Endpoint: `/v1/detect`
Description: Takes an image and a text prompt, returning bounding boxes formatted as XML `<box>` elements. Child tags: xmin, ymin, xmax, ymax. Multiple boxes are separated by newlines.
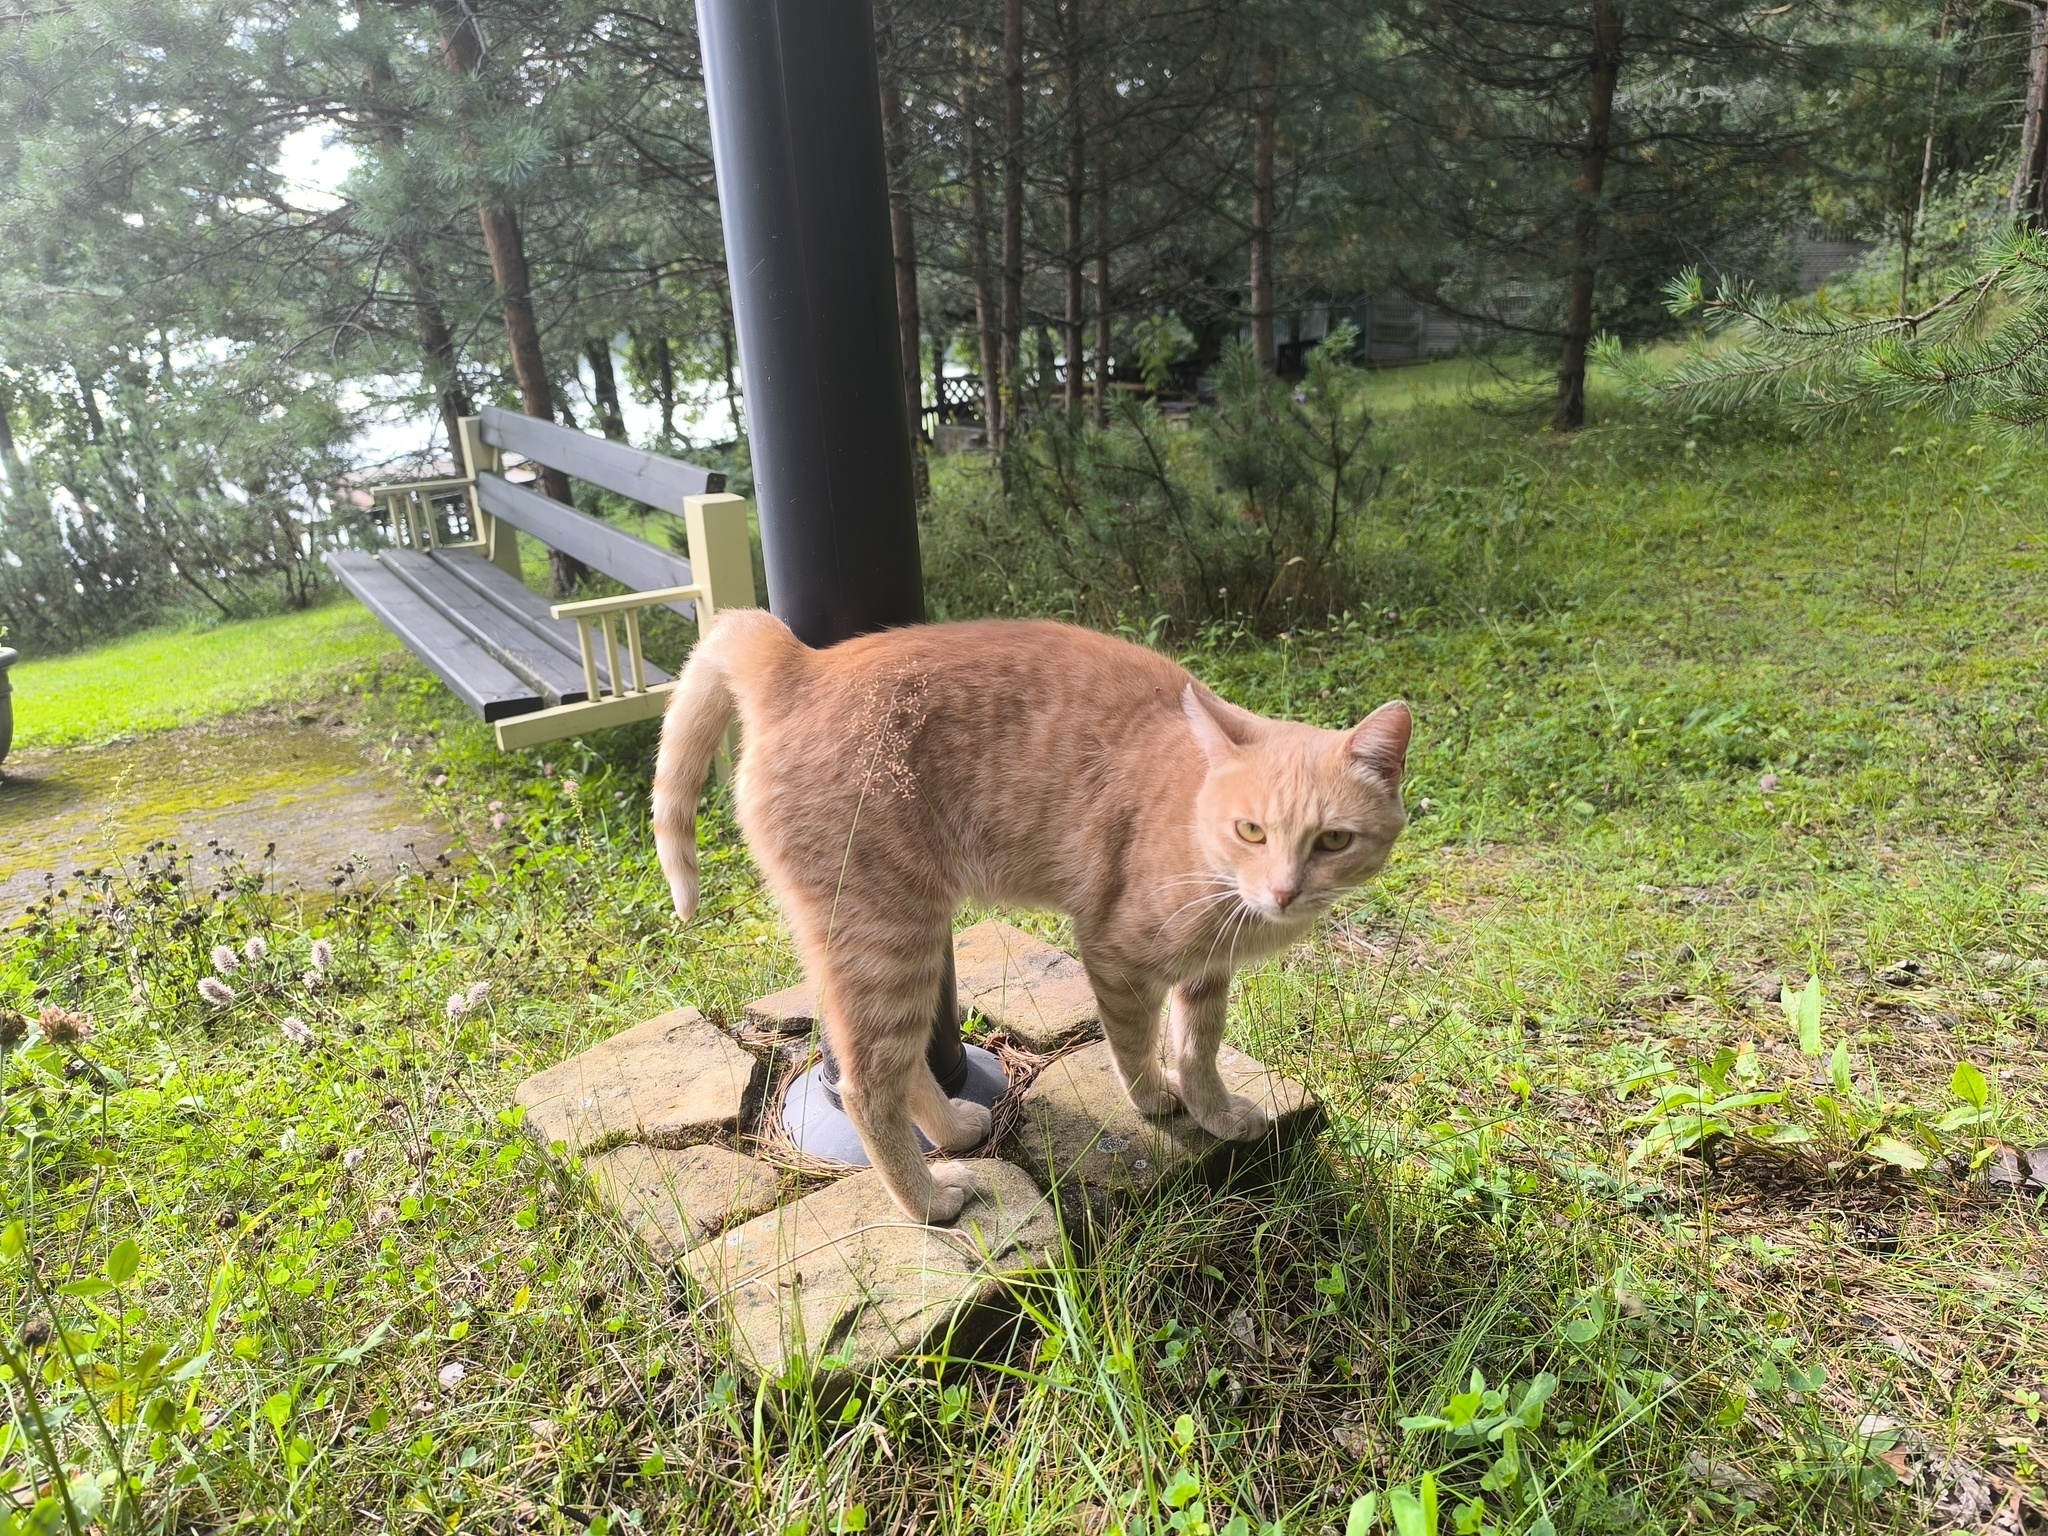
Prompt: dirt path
<box><xmin>0</xmin><ymin>712</ymin><xmax>454</xmax><ymax>919</ymax></box>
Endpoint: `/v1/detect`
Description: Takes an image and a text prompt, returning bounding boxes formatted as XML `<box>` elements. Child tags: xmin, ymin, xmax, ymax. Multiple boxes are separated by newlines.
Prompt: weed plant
<box><xmin>4</xmin><ymin>387</ymin><xmax>2047</xmax><ymax>1534</ymax></box>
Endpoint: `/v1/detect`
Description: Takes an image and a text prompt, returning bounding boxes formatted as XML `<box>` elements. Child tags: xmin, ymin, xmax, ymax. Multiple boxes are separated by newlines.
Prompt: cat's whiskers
<box><xmin>1154</xmin><ymin>879</ymin><xmax>1241</xmax><ymax>940</ymax></box>
<box><xmin>1200</xmin><ymin>893</ymin><xmax>1259</xmax><ymax>973</ymax></box>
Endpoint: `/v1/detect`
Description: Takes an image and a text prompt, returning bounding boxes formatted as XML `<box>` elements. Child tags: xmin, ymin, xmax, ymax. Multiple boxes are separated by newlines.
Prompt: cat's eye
<box><xmin>1235</xmin><ymin>820</ymin><xmax>1266</xmax><ymax>844</ymax></box>
<box><xmin>1316</xmin><ymin>829</ymin><xmax>1355</xmax><ymax>853</ymax></box>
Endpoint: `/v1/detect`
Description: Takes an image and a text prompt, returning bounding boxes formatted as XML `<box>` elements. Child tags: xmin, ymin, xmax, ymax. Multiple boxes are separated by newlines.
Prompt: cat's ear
<box><xmin>1348</xmin><ymin>700</ymin><xmax>1412</xmax><ymax>786</ymax></box>
<box><xmin>1182</xmin><ymin>684</ymin><xmax>1242</xmax><ymax>767</ymax></box>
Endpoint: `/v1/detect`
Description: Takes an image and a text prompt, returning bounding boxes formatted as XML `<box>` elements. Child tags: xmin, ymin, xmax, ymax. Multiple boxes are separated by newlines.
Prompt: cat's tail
<box><xmin>651</xmin><ymin>607</ymin><xmax>801</xmax><ymax>921</ymax></box>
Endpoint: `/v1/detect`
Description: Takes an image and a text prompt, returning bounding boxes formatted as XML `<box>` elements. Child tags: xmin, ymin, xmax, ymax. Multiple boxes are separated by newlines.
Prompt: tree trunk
<box><xmin>469</xmin><ymin>200</ymin><xmax>559</xmax><ymax>488</ymax></box>
<box><xmin>75</xmin><ymin>371</ymin><xmax>105</xmax><ymax>442</ymax></box>
<box><xmin>364</xmin><ymin>26</ymin><xmax>472</xmax><ymax>454</ymax></box>
<box><xmin>409</xmin><ymin>262</ymin><xmax>474</xmax><ymax>456</ymax></box>
<box><xmin>1912</xmin><ymin>0</ymin><xmax>1951</xmax><ymax>284</ymax></box>
<box><xmin>0</xmin><ymin>373</ymin><xmax>26</xmax><ymax>492</ymax></box>
<box><xmin>476</xmin><ymin>200</ymin><xmax>575</xmax><ymax>515</ymax></box>
<box><xmin>877</xmin><ymin>17</ymin><xmax>927</xmax><ymax>493</ymax></box>
<box><xmin>960</xmin><ymin>41</ymin><xmax>1001</xmax><ymax>445</ymax></box>
<box><xmin>1062</xmin><ymin>0</ymin><xmax>1085</xmax><ymax>421</ymax></box>
<box><xmin>640</xmin><ymin>331</ymin><xmax>676</xmax><ymax>440</ymax></box>
<box><xmin>584</xmin><ymin>340</ymin><xmax>627</xmax><ymax>440</ymax></box>
<box><xmin>2014</xmin><ymin>2</ymin><xmax>2048</xmax><ymax>223</ymax></box>
<box><xmin>427</xmin><ymin>0</ymin><xmax>581</xmax><ymax>590</ymax></box>
<box><xmin>1001</xmin><ymin>0</ymin><xmax>1025</xmax><ymax>437</ymax></box>
<box><xmin>1554</xmin><ymin>0</ymin><xmax>1622</xmax><ymax>433</ymax></box>
<box><xmin>1094</xmin><ymin>82</ymin><xmax>1111</xmax><ymax>429</ymax></box>
<box><xmin>1249</xmin><ymin>42</ymin><xmax>1278</xmax><ymax>373</ymax></box>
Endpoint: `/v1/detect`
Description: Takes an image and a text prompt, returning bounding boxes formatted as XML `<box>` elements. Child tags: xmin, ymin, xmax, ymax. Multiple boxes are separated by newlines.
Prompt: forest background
<box><xmin>0</xmin><ymin>0</ymin><xmax>2038</xmax><ymax>650</ymax></box>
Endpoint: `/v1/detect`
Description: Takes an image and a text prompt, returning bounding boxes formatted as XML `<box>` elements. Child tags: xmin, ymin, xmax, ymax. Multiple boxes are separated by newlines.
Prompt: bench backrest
<box><xmin>474</xmin><ymin>472</ymin><xmax>693</xmax><ymax>593</ymax></box>
<box><xmin>464</xmin><ymin>404</ymin><xmax>730</xmax><ymax>597</ymax></box>
<box><xmin>478</xmin><ymin>404</ymin><xmax>726</xmax><ymax>508</ymax></box>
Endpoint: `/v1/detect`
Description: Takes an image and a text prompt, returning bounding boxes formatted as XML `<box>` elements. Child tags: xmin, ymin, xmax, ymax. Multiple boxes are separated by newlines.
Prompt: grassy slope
<box><xmin>3</xmin><ymin>386</ymin><xmax>2046</xmax><ymax>1535</ymax></box>
<box><xmin>4</xmin><ymin>603</ymin><xmax>400</xmax><ymax>751</ymax></box>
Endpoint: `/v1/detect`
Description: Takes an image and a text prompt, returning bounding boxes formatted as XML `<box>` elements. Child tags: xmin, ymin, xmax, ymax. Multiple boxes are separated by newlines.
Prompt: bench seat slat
<box><xmin>325</xmin><ymin>551</ymin><xmax>542</xmax><ymax>722</ymax></box>
<box><xmin>379</xmin><ymin>549</ymin><xmax>595</xmax><ymax>707</ymax></box>
<box><xmin>475</xmin><ymin>472</ymin><xmax>698</xmax><ymax>616</ymax></box>
<box><xmin>429</xmin><ymin>550</ymin><xmax>671</xmax><ymax>687</ymax></box>
<box><xmin>479</xmin><ymin>403</ymin><xmax>725</xmax><ymax>510</ymax></box>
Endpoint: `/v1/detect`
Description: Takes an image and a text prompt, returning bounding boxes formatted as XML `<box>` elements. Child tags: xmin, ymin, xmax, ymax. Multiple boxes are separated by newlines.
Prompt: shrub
<box><xmin>927</xmin><ymin>328</ymin><xmax>1379</xmax><ymax>635</ymax></box>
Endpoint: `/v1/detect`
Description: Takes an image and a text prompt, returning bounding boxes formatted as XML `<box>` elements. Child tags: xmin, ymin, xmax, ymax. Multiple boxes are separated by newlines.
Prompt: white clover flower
<box><xmin>438</xmin><ymin>1361</ymin><xmax>466</xmax><ymax>1391</ymax></box>
<box><xmin>488</xmin><ymin>800</ymin><xmax>504</xmax><ymax>813</ymax></box>
<box><xmin>244</xmin><ymin>935</ymin><xmax>268</xmax><ymax>962</ymax></box>
<box><xmin>490</xmin><ymin>813</ymin><xmax>507</xmax><ymax>831</ymax></box>
<box><xmin>310</xmin><ymin>938</ymin><xmax>334</xmax><ymax>971</ymax></box>
<box><xmin>199</xmin><ymin>977</ymin><xmax>236</xmax><ymax>1007</ymax></box>
<box><xmin>279</xmin><ymin>1016</ymin><xmax>315</xmax><ymax>1048</ymax></box>
<box><xmin>445</xmin><ymin>993</ymin><xmax>469</xmax><ymax>1021</ymax></box>
<box><xmin>562</xmin><ymin>779</ymin><xmax>579</xmax><ymax>797</ymax></box>
<box><xmin>303</xmin><ymin>969</ymin><xmax>324</xmax><ymax>991</ymax></box>
<box><xmin>342</xmin><ymin>1148</ymin><xmax>366</xmax><ymax>1171</ymax></box>
<box><xmin>466</xmin><ymin>981</ymin><xmax>490</xmax><ymax>1006</ymax></box>
<box><xmin>210</xmin><ymin>945</ymin><xmax>239</xmax><ymax>975</ymax></box>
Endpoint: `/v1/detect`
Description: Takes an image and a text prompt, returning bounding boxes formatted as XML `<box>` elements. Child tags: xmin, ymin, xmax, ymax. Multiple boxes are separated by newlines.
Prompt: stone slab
<box><xmin>740</xmin><ymin>919</ymin><xmax>1100</xmax><ymax>1051</ymax></box>
<box><xmin>683</xmin><ymin>1159</ymin><xmax>1059</xmax><ymax>1384</ymax></box>
<box><xmin>589</xmin><ymin>1143</ymin><xmax>785</xmax><ymax>1263</ymax></box>
<box><xmin>953</xmin><ymin>920</ymin><xmax>1100</xmax><ymax>1050</ymax></box>
<box><xmin>742</xmin><ymin>980</ymin><xmax>821</xmax><ymax>1035</ymax></box>
<box><xmin>1004</xmin><ymin>1040</ymin><xmax>1321</xmax><ymax>1205</ymax></box>
<box><xmin>515</xmin><ymin>1007</ymin><xmax>763</xmax><ymax>1156</ymax></box>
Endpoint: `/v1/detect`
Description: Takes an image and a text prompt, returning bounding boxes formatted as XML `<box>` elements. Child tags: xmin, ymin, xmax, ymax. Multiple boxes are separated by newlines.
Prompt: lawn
<box><xmin>3</xmin><ymin>386</ymin><xmax>2046</xmax><ymax>1535</ymax></box>
<box><xmin>4</xmin><ymin>602</ymin><xmax>400</xmax><ymax>752</ymax></box>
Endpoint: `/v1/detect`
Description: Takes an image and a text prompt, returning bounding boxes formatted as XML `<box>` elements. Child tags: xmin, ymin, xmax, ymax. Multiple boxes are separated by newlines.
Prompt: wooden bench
<box><xmin>326</xmin><ymin>405</ymin><xmax>759</xmax><ymax>750</ymax></box>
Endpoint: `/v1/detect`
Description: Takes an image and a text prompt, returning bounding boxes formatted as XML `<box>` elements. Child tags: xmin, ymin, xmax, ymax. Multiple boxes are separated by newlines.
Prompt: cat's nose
<box><xmin>1272</xmin><ymin>882</ymin><xmax>1300</xmax><ymax>910</ymax></box>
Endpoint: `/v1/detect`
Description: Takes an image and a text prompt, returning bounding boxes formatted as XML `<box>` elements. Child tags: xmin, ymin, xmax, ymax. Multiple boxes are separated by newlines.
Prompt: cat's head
<box><xmin>1182</xmin><ymin>685</ymin><xmax>1411</xmax><ymax>925</ymax></box>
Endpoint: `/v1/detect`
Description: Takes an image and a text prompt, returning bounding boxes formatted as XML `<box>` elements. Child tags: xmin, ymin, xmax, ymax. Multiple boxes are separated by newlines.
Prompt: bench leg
<box><xmin>482</xmin><ymin>514</ymin><xmax>523</xmax><ymax>580</ymax></box>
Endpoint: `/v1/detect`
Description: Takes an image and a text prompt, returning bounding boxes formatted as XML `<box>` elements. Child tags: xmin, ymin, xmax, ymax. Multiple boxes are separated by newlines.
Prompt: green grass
<box><xmin>5</xmin><ymin>602</ymin><xmax>399</xmax><ymax>751</ymax></box>
<box><xmin>4</xmin><ymin>385</ymin><xmax>2047</xmax><ymax>1535</ymax></box>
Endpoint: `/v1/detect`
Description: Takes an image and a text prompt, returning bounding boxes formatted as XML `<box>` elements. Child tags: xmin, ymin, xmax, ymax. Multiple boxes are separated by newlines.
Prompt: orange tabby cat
<box><xmin>652</xmin><ymin>612</ymin><xmax>1410</xmax><ymax>1224</ymax></box>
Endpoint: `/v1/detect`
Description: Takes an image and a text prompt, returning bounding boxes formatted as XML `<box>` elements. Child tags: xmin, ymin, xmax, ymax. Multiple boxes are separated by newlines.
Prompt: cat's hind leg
<box><xmin>826</xmin><ymin>955</ymin><xmax>982</xmax><ymax>1225</ymax></box>
<box><xmin>1165</xmin><ymin>974</ymin><xmax>1272</xmax><ymax>1142</ymax></box>
<box><xmin>906</xmin><ymin>1062</ymin><xmax>993</xmax><ymax>1153</ymax></box>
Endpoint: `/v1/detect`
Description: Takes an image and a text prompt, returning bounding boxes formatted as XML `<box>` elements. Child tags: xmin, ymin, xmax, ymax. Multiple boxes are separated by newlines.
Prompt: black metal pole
<box><xmin>697</xmin><ymin>0</ymin><xmax>924</xmax><ymax>645</ymax></box>
<box><xmin>697</xmin><ymin>0</ymin><xmax>979</xmax><ymax>1110</ymax></box>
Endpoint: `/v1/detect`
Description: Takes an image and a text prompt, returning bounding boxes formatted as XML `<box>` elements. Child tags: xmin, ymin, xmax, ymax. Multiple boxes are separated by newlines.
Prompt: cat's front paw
<box><xmin>924</xmin><ymin>1161</ymin><xmax>981</xmax><ymax>1224</ymax></box>
<box><xmin>1192</xmin><ymin>1092</ymin><xmax>1272</xmax><ymax>1143</ymax></box>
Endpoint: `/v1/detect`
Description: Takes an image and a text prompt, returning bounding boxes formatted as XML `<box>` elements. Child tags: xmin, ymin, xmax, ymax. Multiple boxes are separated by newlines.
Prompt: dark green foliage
<box><xmin>1612</xmin><ymin>227</ymin><xmax>2048</xmax><ymax>436</ymax></box>
<box><xmin>928</xmin><ymin>330</ymin><xmax>1380</xmax><ymax>633</ymax></box>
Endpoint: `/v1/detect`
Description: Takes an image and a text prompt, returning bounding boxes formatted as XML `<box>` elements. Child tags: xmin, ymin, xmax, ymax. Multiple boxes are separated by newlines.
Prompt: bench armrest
<box><xmin>366</xmin><ymin>475</ymin><xmax>475</xmax><ymax>497</ymax></box>
<box><xmin>548</xmin><ymin>583</ymin><xmax>712</xmax><ymax>705</ymax></box>
<box><xmin>548</xmin><ymin>583</ymin><xmax>702</xmax><ymax>620</ymax></box>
